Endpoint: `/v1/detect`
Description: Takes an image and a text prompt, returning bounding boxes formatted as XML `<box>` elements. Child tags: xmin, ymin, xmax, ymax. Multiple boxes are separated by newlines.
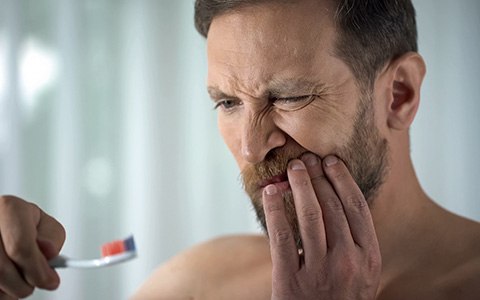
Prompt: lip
<box><xmin>258</xmin><ymin>172</ymin><xmax>288</xmax><ymax>189</ymax></box>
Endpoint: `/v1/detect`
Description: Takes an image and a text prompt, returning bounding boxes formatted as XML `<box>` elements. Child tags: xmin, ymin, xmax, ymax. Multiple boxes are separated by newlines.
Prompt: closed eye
<box><xmin>274</xmin><ymin>95</ymin><xmax>311</xmax><ymax>103</ymax></box>
<box><xmin>272</xmin><ymin>95</ymin><xmax>316</xmax><ymax>111</ymax></box>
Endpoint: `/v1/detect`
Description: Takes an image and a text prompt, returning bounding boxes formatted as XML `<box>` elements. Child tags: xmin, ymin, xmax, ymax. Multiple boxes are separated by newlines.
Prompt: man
<box><xmin>133</xmin><ymin>0</ymin><xmax>480</xmax><ymax>298</ymax></box>
<box><xmin>0</xmin><ymin>0</ymin><xmax>479</xmax><ymax>299</ymax></box>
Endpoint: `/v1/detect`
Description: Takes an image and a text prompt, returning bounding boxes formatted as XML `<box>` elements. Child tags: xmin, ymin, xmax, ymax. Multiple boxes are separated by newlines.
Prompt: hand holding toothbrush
<box><xmin>0</xmin><ymin>195</ymin><xmax>66</xmax><ymax>299</ymax></box>
<box><xmin>0</xmin><ymin>195</ymin><xmax>137</xmax><ymax>299</ymax></box>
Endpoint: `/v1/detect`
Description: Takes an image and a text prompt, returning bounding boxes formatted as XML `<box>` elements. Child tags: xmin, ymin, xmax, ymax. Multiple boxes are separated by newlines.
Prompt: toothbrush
<box><xmin>48</xmin><ymin>235</ymin><xmax>137</xmax><ymax>269</ymax></box>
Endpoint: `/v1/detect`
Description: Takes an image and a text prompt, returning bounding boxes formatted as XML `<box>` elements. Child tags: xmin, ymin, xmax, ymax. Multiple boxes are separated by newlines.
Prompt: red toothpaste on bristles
<box><xmin>101</xmin><ymin>236</ymin><xmax>136</xmax><ymax>257</ymax></box>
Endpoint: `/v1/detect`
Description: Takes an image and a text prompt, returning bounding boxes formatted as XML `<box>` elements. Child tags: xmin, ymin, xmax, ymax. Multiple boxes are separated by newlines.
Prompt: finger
<box><xmin>0</xmin><ymin>291</ymin><xmax>18</xmax><ymax>300</ymax></box>
<box><xmin>37</xmin><ymin>210</ymin><xmax>66</xmax><ymax>259</ymax></box>
<box><xmin>0</xmin><ymin>196</ymin><xmax>60</xmax><ymax>290</ymax></box>
<box><xmin>300</xmin><ymin>154</ymin><xmax>353</xmax><ymax>249</ymax></box>
<box><xmin>322</xmin><ymin>156</ymin><xmax>378</xmax><ymax>248</ymax></box>
<box><xmin>263</xmin><ymin>184</ymin><xmax>299</xmax><ymax>274</ymax></box>
<box><xmin>0</xmin><ymin>238</ymin><xmax>34</xmax><ymax>299</ymax></box>
<box><xmin>287</xmin><ymin>158</ymin><xmax>327</xmax><ymax>264</ymax></box>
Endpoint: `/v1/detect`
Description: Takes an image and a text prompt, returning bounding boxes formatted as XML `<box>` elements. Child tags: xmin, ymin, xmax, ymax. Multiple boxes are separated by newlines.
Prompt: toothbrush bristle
<box><xmin>101</xmin><ymin>236</ymin><xmax>135</xmax><ymax>257</ymax></box>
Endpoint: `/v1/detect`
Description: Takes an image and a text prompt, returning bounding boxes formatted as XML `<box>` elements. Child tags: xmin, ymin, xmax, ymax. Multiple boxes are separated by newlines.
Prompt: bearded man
<box><xmin>132</xmin><ymin>0</ymin><xmax>480</xmax><ymax>298</ymax></box>
<box><xmin>0</xmin><ymin>0</ymin><xmax>479</xmax><ymax>299</ymax></box>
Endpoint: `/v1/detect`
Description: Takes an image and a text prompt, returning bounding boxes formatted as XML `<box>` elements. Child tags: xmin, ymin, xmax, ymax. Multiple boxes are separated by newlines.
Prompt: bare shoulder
<box><xmin>425</xmin><ymin>216</ymin><xmax>480</xmax><ymax>299</ymax></box>
<box><xmin>379</xmin><ymin>214</ymin><xmax>480</xmax><ymax>300</ymax></box>
<box><xmin>438</xmin><ymin>256</ymin><xmax>480</xmax><ymax>299</ymax></box>
<box><xmin>438</xmin><ymin>217</ymin><xmax>480</xmax><ymax>299</ymax></box>
<box><xmin>130</xmin><ymin>234</ymin><xmax>271</xmax><ymax>300</ymax></box>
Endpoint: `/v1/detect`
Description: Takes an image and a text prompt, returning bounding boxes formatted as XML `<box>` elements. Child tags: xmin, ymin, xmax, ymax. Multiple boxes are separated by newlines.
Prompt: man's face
<box><xmin>206</xmin><ymin>0</ymin><xmax>389</xmax><ymax>246</ymax></box>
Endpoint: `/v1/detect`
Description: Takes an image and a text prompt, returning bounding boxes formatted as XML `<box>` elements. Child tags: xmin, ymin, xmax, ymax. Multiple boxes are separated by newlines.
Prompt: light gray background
<box><xmin>0</xmin><ymin>1</ymin><xmax>479</xmax><ymax>299</ymax></box>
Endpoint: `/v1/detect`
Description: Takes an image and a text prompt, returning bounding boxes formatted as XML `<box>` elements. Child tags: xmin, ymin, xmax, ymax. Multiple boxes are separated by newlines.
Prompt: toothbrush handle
<box><xmin>48</xmin><ymin>255</ymin><xmax>68</xmax><ymax>268</ymax></box>
<box><xmin>48</xmin><ymin>252</ymin><xmax>136</xmax><ymax>269</ymax></box>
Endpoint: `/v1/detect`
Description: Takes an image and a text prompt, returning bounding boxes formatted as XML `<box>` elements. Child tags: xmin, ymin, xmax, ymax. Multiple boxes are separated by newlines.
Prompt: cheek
<box><xmin>275</xmin><ymin>108</ymin><xmax>351</xmax><ymax>156</ymax></box>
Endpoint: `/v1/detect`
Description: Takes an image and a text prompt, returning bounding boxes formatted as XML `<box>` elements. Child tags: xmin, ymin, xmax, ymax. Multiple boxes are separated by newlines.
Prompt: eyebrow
<box><xmin>207</xmin><ymin>78</ymin><xmax>326</xmax><ymax>100</ymax></box>
<box><xmin>207</xmin><ymin>86</ymin><xmax>235</xmax><ymax>101</ymax></box>
<box><xmin>268</xmin><ymin>78</ymin><xmax>324</xmax><ymax>97</ymax></box>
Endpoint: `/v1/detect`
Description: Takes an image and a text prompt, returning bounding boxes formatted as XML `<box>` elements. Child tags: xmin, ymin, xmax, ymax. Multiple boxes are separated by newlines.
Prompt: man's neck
<box><xmin>370</xmin><ymin>151</ymin><xmax>443</xmax><ymax>282</ymax></box>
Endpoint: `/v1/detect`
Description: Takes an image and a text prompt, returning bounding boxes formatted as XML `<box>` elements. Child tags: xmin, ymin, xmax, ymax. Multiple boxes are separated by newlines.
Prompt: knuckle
<box><xmin>323</xmin><ymin>196</ymin><xmax>344</xmax><ymax>212</ymax></box>
<box><xmin>300</xmin><ymin>205</ymin><xmax>322</xmax><ymax>223</ymax></box>
<box><xmin>339</xmin><ymin>255</ymin><xmax>359</xmax><ymax>278</ymax></box>
<box><xmin>0</xmin><ymin>195</ymin><xmax>34</xmax><ymax>216</ymax></box>
<box><xmin>28</xmin><ymin>202</ymin><xmax>40</xmax><ymax>213</ymax></box>
<box><xmin>0</xmin><ymin>195</ymin><xmax>19</xmax><ymax>211</ymax></box>
<box><xmin>365</xmin><ymin>252</ymin><xmax>382</xmax><ymax>274</ymax></box>
<box><xmin>344</xmin><ymin>193</ymin><xmax>368</xmax><ymax>210</ymax></box>
<box><xmin>265</xmin><ymin>201</ymin><xmax>283</xmax><ymax>214</ymax></box>
<box><xmin>5</xmin><ymin>239</ymin><xmax>33</xmax><ymax>262</ymax></box>
<box><xmin>291</xmin><ymin>177</ymin><xmax>309</xmax><ymax>187</ymax></box>
<box><xmin>41</xmin><ymin>211</ymin><xmax>67</xmax><ymax>248</ymax></box>
<box><xmin>332</xmin><ymin>169</ymin><xmax>348</xmax><ymax>181</ymax></box>
<box><xmin>301</xmin><ymin>225</ymin><xmax>321</xmax><ymax>242</ymax></box>
<box><xmin>310</xmin><ymin>173</ymin><xmax>327</xmax><ymax>184</ymax></box>
<box><xmin>272</xmin><ymin>228</ymin><xmax>293</xmax><ymax>246</ymax></box>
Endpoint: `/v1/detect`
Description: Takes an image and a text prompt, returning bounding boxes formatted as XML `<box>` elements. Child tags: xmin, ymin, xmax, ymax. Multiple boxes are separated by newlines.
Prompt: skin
<box><xmin>132</xmin><ymin>0</ymin><xmax>480</xmax><ymax>299</ymax></box>
<box><xmin>0</xmin><ymin>196</ymin><xmax>65</xmax><ymax>299</ymax></box>
<box><xmin>0</xmin><ymin>0</ymin><xmax>479</xmax><ymax>299</ymax></box>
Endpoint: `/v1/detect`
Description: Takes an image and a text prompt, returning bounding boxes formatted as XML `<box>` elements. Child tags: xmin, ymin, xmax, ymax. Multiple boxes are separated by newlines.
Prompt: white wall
<box><xmin>412</xmin><ymin>0</ymin><xmax>480</xmax><ymax>219</ymax></box>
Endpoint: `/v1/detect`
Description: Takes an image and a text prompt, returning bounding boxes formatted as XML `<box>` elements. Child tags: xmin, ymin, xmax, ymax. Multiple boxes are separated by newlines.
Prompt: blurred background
<box><xmin>0</xmin><ymin>0</ymin><xmax>478</xmax><ymax>299</ymax></box>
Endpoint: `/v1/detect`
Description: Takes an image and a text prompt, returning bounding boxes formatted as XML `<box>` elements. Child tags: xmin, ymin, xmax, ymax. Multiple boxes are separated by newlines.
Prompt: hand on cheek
<box><xmin>262</xmin><ymin>154</ymin><xmax>381</xmax><ymax>300</ymax></box>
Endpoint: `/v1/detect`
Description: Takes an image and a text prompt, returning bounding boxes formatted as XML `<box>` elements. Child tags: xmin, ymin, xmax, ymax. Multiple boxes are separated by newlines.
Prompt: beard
<box><xmin>241</xmin><ymin>93</ymin><xmax>390</xmax><ymax>249</ymax></box>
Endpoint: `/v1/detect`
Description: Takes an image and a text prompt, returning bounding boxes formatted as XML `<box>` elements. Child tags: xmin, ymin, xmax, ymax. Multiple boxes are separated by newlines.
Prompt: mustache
<box><xmin>241</xmin><ymin>147</ymin><xmax>307</xmax><ymax>194</ymax></box>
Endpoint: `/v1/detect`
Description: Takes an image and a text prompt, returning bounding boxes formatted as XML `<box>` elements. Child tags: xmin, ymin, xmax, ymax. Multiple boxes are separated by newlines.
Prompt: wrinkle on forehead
<box><xmin>207</xmin><ymin>1</ymin><xmax>338</xmax><ymax>99</ymax></box>
<box><xmin>207</xmin><ymin>2</ymin><xmax>333</xmax><ymax>60</ymax></box>
<box><xmin>208</xmin><ymin>66</ymin><xmax>353</xmax><ymax>105</ymax></box>
<box><xmin>209</xmin><ymin>72</ymin><xmax>266</xmax><ymax>101</ymax></box>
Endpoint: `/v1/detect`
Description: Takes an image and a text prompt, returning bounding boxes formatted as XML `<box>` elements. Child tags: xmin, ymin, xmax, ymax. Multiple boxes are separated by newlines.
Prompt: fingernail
<box><xmin>302</xmin><ymin>153</ymin><xmax>318</xmax><ymax>166</ymax></box>
<box><xmin>265</xmin><ymin>184</ymin><xmax>278</xmax><ymax>195</ymax></box>
<box><xmin>324</xmin><ymin>156</ymin><xmax>338</xmax><ymax>167</ymax></box>
<box><xmin>289</xmin><ymin>160</ymin><xmax>305</xmax><ymax>170</ymax></box>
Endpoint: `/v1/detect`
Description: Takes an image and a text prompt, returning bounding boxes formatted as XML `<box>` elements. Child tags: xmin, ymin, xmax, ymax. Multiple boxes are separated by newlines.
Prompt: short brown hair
<box><xmin>194</xmin><ymin>0</ymin><xmax>418</xmax><ymax>89</ymax></box>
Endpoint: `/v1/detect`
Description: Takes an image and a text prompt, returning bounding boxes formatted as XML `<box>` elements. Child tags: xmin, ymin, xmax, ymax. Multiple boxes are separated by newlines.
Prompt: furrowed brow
<box><xmin>207</xmin><ymin>86</ymin><xmax>236</xmax><ymax>101</ymax></box>
<box><xmin>268</xmin><ymin>78</ymin><xmax>326</xmax><ymax>97</ymax></box>
<box><xmin>207</xmin><ymin>79</ymin><xmax>326</xmax><ymax>101</ymax></box>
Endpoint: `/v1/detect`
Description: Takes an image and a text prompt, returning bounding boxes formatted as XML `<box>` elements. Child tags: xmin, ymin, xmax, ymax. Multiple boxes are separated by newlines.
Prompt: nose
<box><xmin>241</xmin><ymin>110</ymin><xmax>286</xmax><ymax>164</ymax></box>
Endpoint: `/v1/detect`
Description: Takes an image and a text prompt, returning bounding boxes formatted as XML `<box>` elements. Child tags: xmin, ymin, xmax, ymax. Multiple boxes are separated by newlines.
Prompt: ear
<box><xmin>383</xmin><ymin>52</ymin><xmax>426</xmax><ymax>130</ymax></box>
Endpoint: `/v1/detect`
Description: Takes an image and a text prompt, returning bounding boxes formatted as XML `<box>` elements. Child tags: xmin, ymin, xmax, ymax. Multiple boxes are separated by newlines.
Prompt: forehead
<box><xmin>206</xmin><ymin>0</ymin><xmax>339</xmax><ymax>96</ymax></box>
